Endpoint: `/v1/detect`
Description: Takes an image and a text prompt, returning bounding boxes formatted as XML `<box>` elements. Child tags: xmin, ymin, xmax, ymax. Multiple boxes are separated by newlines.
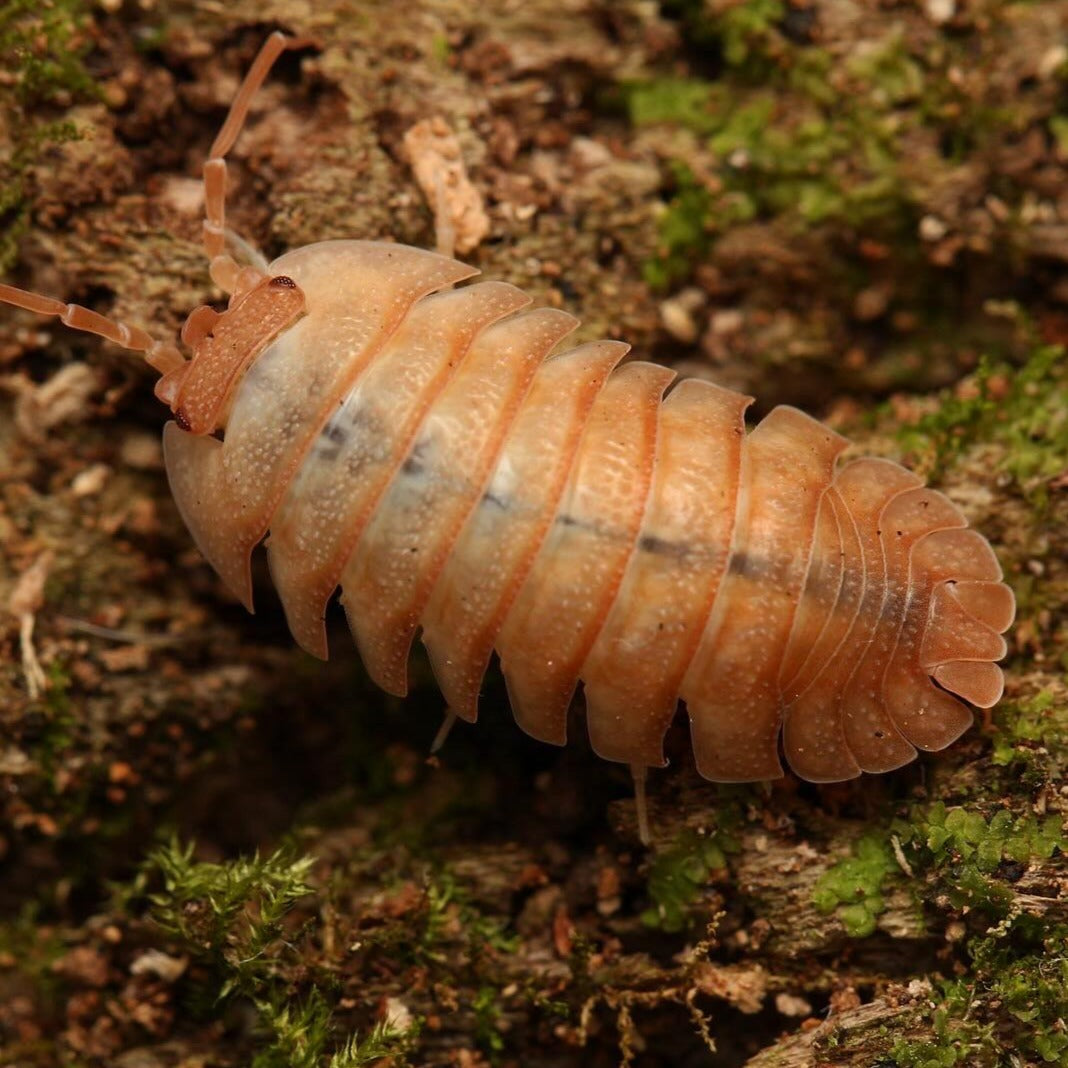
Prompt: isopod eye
<box><xmin>270</xmin><ymin>275</ymin><xmax>298</xmax><ymax>288</ymax></box>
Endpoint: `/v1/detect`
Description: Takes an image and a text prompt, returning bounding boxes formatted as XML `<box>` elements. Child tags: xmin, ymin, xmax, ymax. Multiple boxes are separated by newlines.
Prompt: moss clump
<box><xmin>659</xmin><ymin>0</ymin><xmax>792</xmax><ymax>76</ymax></box>
<box><xmin>897</xmin><ymin>343</ymin><xmax>1068</xmax><ymax>493</ymax></box>
<box><xmin>811</xmin><ymin>833</ymin><xmax>895</xmax><ymax>938</ymax></box>
<box><xmin>421</xmin><ymin>870</ymin><xmax>518</xmax><ymax>960</ymax></box>
<box><xmin>641</xmin><ymin>163</ymin><xmax>717</xmax><ymax>291</ymax></box>
<box><xmin>891</xmin><ymin>802</ymin><xmax>1066</xmax><ymax>915</ymax></box>
<box><xmin>141</xmin><ymin>837</ymin><xmax>315</xmax><ymax>996</ymax></box>
<box><xmin>630</xmin><ymin>74</ymin><xmax>912</xmax><ymax>208</ymax></box>
<box><xmin>0</xmin><ymin>0</ymin><xmax>97</xmax><ymax>105</ymax></box>
<box><xmin>135</xmin><ymin>838</ymin><xmax>420</xmax><ymax>1066</ymax></box>
<box><xmin>895</xmin><ymin>354</ymin><xmax>1001</xmax><ymax>477</ymax></box>
<box><xmin>990</xmin><ymin>688</ymin><xmax>1066</xmax><ymax>786</ymax></box>
<box><xmin>627</xmin><ymin>6</ymin><xmax>950</xmax><ymax>279</ymax></box>
<box><xmin>0</xmin><ymin>0</ymin><xmax>98</xmax><ymax>270</ymax></box>
<box><xmin>845</xmin><ymin>29</ymin><xmax>924</xmax><ymax>109</ymax></box>
<box><xmin>31</xmin><ymin>659</ymin><xmax>76</xmax><ymax>782</ymax></box>
<box><xmin>628</xmin><ymin>64</ymin><xmax>920</xmax><ymax>289</ymax></box>
<box><xmin>915</xmin><ymin>803</ymin><xmax>1063</xmax><ymax>872</ymax></box>
<box><xmin>716</xmin><ymin>0</ymin><xmax>787</xmax><ymax>71</ymax></box>
<box><xmin>627</xmin><ymin>78</ymin><xmax>721</xmax><ymax>136</ymax></box>
<box><xmin>642</xmin><ymin>825</ymin><xmax>739</xmax><ymax>932</ymax></box>
<box><xmin>472</xmin><ymin>984</ymin><xmax>507</xmax><ymax>1058</ymax></box>
<box><xmin>253</xmin><ymin>990</ymin><xmax>417</xmax><ymax>1068</ymax></box>
<box><xmin>890</xmin><ymin>919</ymin><xmax>1068</xmax><ymax>1068</ymax></box>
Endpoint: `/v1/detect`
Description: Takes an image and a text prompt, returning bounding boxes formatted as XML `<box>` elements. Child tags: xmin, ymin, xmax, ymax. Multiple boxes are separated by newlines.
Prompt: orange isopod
<box><xmin>0</xmin><ymin>34</ymin><xmax>1014</xmax><ymax>840</ymax></box>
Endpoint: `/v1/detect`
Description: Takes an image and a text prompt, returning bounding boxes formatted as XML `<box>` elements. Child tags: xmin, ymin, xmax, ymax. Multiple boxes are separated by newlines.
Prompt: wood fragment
<box><xmin>403</xmin><ymin>116</ymin><xmax>491</xmax><ymax>256</ymax></box>
<box><xmin>8</xmin><ymin>550</ymin><xmax>53</xmax><ymax>699</ymax></box>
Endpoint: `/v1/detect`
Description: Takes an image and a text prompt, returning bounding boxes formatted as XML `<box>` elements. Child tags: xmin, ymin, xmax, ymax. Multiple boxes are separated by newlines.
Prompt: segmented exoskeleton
<box><xmin>0</xmin><ymin>34</ymin><xmax>1014</xmax><ymax>839</ymax></box>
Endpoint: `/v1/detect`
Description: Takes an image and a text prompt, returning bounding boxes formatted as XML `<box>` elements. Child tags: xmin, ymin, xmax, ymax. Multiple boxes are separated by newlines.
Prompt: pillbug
<box><xmin>2</xmin><ymin>34</ymin><xmax>1014</xmax><ymax>841</ymax></box>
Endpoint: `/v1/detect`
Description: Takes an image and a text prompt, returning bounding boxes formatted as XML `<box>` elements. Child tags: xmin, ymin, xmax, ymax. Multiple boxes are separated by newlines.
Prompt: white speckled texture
<box><xmin>164</xmin><ymin>241</ymin><xmax>474</xmax><ymax>609</ymax></box>
<box><xmin>267</xmin><ymin>280</ymin><xmax>531</xmax><ymax>658</ymax></box>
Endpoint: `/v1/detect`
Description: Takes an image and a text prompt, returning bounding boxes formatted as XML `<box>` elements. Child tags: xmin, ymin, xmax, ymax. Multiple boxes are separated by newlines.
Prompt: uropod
<box><xmin>1</xmin><ymin>34</ymin><xmax>1015</xmax><ymax>841</ymax></box>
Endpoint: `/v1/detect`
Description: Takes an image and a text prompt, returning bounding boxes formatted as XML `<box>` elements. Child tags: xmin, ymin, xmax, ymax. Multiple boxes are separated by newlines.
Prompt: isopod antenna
<box><xmin>202</xmin><ymin>31</ymin><xmax>312</xmax><ymax>294</ymax></box>
<box><xmin>0</xmin><ymin>283</ymin><xmax>184</xmax><ymax>375</ymax></box>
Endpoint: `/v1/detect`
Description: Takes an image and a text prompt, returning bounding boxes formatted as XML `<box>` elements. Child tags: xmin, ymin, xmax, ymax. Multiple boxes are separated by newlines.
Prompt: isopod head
<box><xmin>154</xmin><ymin>273</ymin><xmax>307</xmax><ymax>435</ymax></box>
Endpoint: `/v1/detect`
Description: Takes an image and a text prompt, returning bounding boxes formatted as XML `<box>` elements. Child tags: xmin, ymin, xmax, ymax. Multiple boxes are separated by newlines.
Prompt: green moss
<box><xmin>422</xmin><ymin>870</ymin><xmax>518</xmax><ymax>959</ymax></box>
<box><xmin>897</xmin><ymin>343</ymin><xmax>1068</xmax><ymax>497</ymax></box>
<box><xmin>642</xmin><ymin>823</ymin><xmax>739</xmax><ymax>932</ymax></box>
<box><xmin>991</xmin><ymin>345</ymin><xmax>1068</xmax><ymax>506</ymax></box>
<box><xmin>472</xmin><ymin>984</ymin><xmax>507</xmax><ymax>1059</ymax></box>
<box><xmin>659</xmin><ymin>0</ymin><xmax>791</xmax><ymax>77</ymax></box>
<box><xmin>846</xmin><ymin>30</ymin><xmax>924</xmax><ymax>107</ymax></box>
<box><xmin>994</xmin><ymin>688</ymin><xmax>1057</xmax><ymax>744</ymax></box>
<box><xmin>704</xmin><ymin>94</ymin><xmax>911</xmax><ymax>229</ymax></box>
<box><xmin>811</xmin><ymin>833</ymin><xmax>895</xmax><ymax>938</ymax></box>
<box><xmin>990</xmin><ymin>689</ymin><xmax>1066</xmax><ymax>785</ymax></box>
<box><xmin>891</xmin><ymin>920</ymin><xmax>1068</xmax><ymax>1068</ymax></box>
<box><xmin>41</xmin><ymin>659</ymin><xmax>71</xmax><ymax>717</ymax></box>
<box><xmin>253</xmin><ymin>990</ymin><xmax>418</xmax><ymax>1068</ymax></box>
<box><xmin>140</xmin><ymin>836</ymin><xmax>315</xmax><ymax>996</ymax></box>
<box><xmin>325</xmin><ymin>1019</ymin><xmax>420</xmax><ymax>1068</ymax></box>
<box><xmin>813</xmin><ymin>800</ymin><xmax>1065</xmax><ymax>942</ymax></box>
<box><xmin>627</xmin><ymin>78</ymin><xmax>720</xmax><ymax>136</ymax></box>
<box><xmin>629</xmin><ymin>58</ymin><xmax>925</xmax><ymax>287</ymax></box>
<box><xmin>891</xmin><ymin>801</ymin><xmax>1066</xmax><ymax>915</ymax></box>
<box><xmin>630</xmin><ymin>73</ymin><xmax>915</xmax><ymax>236</ymax></box>
<box><xmin>0</xmin><ymin>0</ymin><xmax>97</xmax><ymax>105</ymax></box>
<box><xmin>130</xmin><ymin>837</ymin><xmax>424</xmax><ymax>1066</ymax></box>
<box><xmin>642</xmin><ymin>164</ymin><xmax>717</xmax><ymax>291</ymax></box>
<box><xmin>0</xmin><ymin>0</ymin><xmax>98</xmax><ymax>271</ymax></box>
<box><xmin>895</xmin><ymin>355</ymin><xmax>1000</xmax><ymax>477</ymax></box>
<box><xmin>629</xmin><ymin>3</ymin><xmax>1059</xmax><ymax>310</ymax></box>
<box><xmin>716</xmin><ymin>0</ymin><xmax>787</xmax><ymax>71</ymax></box>
<box><xmin>30</xmin><ymin>659</ymin><xmax>77</xmax><ymax>784</ymax></box>
<box><xmin>705</xmin><ymin>95</ymin><xmax>776</xmax><ymax>159</ymax></box>
<box><xmin>917</xmin><ymin>803</ymin><xmax>1062</xmax><ymax>872</ymax></box>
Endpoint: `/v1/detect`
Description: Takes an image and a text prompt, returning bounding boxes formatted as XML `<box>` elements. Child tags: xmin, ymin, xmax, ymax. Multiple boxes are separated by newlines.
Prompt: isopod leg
<box><xmin>631</xmin><ymin>765</ymin><xmax>651</xmax><ymax>846</ymax></box>
<box><xmin>431</xmin><ymin>710</ymin><xmax>459</xmax><ymax>755</ymax></box>
<box><xmin>202</xmin><ymin>31</ymin><xmax>310</xmax><ymax>292</ymax></box>
<box><xmin>432</xmin><ymin>170</ymin><xmax>457</xmax><ymax>261</ymax></box>
<box><xmin>19</xmin><ymin>613</ymin><xmax>47</xmax><ymax>701</ymax></box>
